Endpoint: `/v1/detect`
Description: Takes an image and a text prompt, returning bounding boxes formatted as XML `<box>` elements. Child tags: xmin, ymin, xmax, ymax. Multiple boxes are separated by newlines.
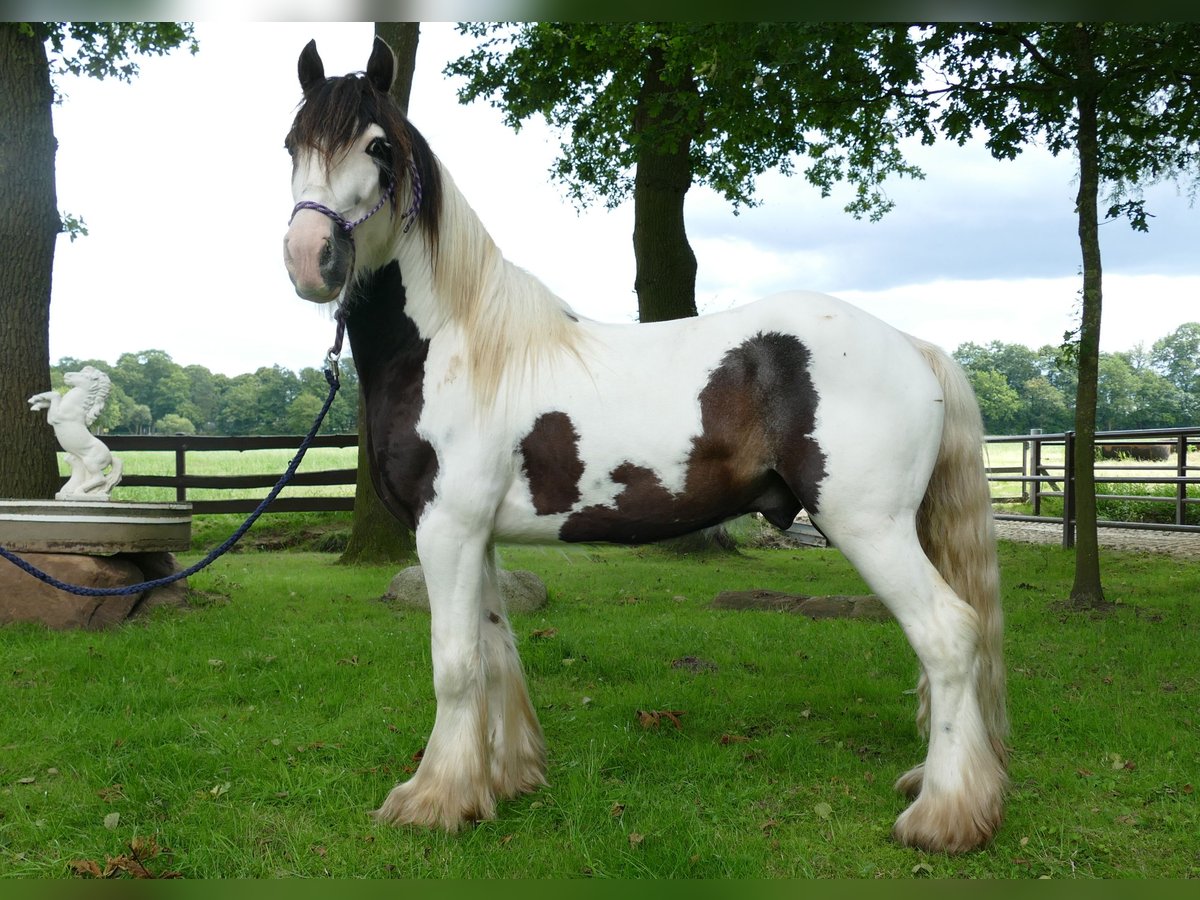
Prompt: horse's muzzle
<box><xmin>284</xmin><ymin>210</ymin><xmax>354</xmax><ymax>303</ymax></box>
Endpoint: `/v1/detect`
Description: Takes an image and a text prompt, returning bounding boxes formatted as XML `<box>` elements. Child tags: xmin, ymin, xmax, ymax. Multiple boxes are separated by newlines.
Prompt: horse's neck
<box><xmin>386</xmin><ymin>164</ymin><xmax>506</xmax><ymax>338</ymax></box>
<box><xmin>344</xmin><ymin>260</ymin><xmax>428</xmax><ymax>395</ymax></box>
<box><xmin>370</xmin><ymin>161</ymin><xmax>583</xmax><ymax>409</ymax></box>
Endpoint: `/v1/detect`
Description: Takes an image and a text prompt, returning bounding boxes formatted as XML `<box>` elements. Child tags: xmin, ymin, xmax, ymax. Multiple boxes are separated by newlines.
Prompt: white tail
<box><xmin>909</xmin><ymin>336</ymin><xmax>1009</xmax><ymax>763</ymax></box>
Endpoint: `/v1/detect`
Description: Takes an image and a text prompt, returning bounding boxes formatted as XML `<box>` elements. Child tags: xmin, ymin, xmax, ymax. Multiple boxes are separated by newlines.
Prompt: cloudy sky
<box><xmin>45</xmin><ymin>19</ymin><xmax>1199</xmax><ymax>376</ymax></box>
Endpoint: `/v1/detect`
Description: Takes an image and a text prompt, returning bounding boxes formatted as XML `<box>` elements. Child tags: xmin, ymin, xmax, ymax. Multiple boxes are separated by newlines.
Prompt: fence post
<box><xmin>175</xmin><ymin>443</ymin><xmax>187</xmax><ymax>504</ymax></box>
<box><xmin>1062</xmin><ymin>431</ymin><xmax>1075</xmax><ymax>549</ymax></box>
<box><xmin>1179</xmin><ymin>434</ymin><xmax>1188</xmax><ymax>527</ymax></box>
<box><xmin>1028</xmin><ymin>428</ymin><xmax>1041</xmax><ymax>512</ymax></box>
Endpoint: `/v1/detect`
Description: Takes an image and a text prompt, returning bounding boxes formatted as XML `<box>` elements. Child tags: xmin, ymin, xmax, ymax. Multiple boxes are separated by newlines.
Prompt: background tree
<box><xmin>336</xmin><ymin>21</ymin><xmax>422</xmax><ymax>566</ymax></box>
<box><xmin>1151</xmin><ymin>322</ymin><xmax>1200</xmax><ymax>423</ymax></box>
<box><xmin>923</xmin><ymin>22</ymin><xmax>1200</xmax><ymax>608</ymax></box>
<box><xmin>448</xmin><ymin>22</ymin><xmax>929</xmax><ymax>323</ymax></box>
<box><xmin>0</xmin><ymin>22</ymin><xmax>196</xmax><ymax>499</ymax></box>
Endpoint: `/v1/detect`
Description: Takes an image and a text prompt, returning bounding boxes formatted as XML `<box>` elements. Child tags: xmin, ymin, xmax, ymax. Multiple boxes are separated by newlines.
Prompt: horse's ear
<box><xmin>298</xmin><ymin>39</ymin><xmax>325</xmax><ymax>96</ymax></box>
<box><xmin>366</xmin><ymin>36</ymin><xmax>396</xmax><ymax>93</ymax></box>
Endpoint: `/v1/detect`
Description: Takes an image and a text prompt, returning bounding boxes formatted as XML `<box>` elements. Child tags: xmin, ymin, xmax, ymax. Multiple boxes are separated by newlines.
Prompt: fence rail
<box><xmin>103</xmin><ymin>428</ymin><xmax>1200</xmax><ymax>545</ymax></box>
<box><xmin>984</xmin><ymin>426</ymin><xmax>1200</xmax><ymax>548</ymax></box>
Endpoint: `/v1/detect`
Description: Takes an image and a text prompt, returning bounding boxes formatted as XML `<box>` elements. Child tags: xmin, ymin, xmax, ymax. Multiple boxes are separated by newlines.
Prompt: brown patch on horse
<box><xmin>520</xmin><ymin>412</ymin><xmax>585</xmax><ymax>515</ymax></box>
<box><xmin>560</xmin><ymin>332</ymin><xmax>826</xmax><ymax>544</ymax></box>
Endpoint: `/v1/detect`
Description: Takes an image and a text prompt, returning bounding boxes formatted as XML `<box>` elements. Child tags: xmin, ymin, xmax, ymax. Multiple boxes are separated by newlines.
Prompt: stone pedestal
<box><xmin>0</xmin><ymin>500</ymin><xmax>192</xmax><ymax>630</ymax></box>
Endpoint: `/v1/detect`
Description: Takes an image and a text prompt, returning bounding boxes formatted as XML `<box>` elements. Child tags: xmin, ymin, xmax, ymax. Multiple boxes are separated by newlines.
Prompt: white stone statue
<box><xmin>28</xmin><ymin>366</ymin><xmax>124</xmax><ymax>501</ymax></box>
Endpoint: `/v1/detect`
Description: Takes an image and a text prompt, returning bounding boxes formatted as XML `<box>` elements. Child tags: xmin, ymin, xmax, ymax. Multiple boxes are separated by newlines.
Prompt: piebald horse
<box><xmin>282</xmin><ymin>38</ymin><xmax>1008</xmax><ymax>853</ymax></box>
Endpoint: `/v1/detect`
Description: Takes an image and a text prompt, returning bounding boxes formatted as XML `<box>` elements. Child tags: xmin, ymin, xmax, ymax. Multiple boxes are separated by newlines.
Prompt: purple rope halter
<box><xmin>288</xmin><ymin>159</ymin><xmax>422</xmax><ymax>235</ymax></box>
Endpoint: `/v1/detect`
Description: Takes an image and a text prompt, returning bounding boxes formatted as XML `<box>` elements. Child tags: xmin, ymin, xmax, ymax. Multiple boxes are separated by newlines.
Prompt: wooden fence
<box><xmin>103</xmin><ymin>433</ymin><xmax>358</xmax><ymax>515</ymax></box>
<box><xmin>105</xmin><ymin>428</ymin><xmax>1200</xmax><ymax>545</ymax></box>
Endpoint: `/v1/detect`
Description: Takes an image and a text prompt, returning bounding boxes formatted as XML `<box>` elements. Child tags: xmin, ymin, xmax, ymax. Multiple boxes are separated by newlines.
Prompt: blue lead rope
<box><xmin>0</xmin><ymin>327</ymin><xmax>344</xmax><ymax>598</ymax></box>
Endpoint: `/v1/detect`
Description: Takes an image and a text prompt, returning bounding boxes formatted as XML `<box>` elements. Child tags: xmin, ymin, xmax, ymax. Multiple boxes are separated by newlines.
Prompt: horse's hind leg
<box><xmin>373</xmin><ymin>511</ymin><xmax>495</xmax><ymax>830</ymax></box>
<box><xmin>480</xmin><ymin>550</ymin><xmax>547</xmax><ymax>798</ymax></box>
<box><xmin>817</xmin><ymin>513</ymin><xmax>1006</xmax><ymax>853</ymax></box>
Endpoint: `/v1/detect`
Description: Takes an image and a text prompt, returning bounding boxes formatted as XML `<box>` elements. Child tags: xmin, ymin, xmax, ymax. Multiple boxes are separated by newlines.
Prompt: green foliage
<box><xmin>921</xmin><ymin>24</ymin><xmax>1200</xmax><ymax>198</ymax></box>
<box><xmin>0</xmin><ymin>543</ymin><xmax>1196</xmax><ymax>876</ymax></box>
<box><xmin>153</xmin><ymin>413</ymin><xmax>195</xmax><ymax>435</ymax></box>
<box><xmin>448</xmin><ymin>23</ymin><xmax>929</xmax><ymax>217</ymax></box>
<box><xmin>34</xmin><ymin>22</ymin><xmax>197</xmax><ymax>87</ymax></box>
<box><xmin>58</xmin><ymin>211</ymin><xmax>87</xmax><ymax>241</ymax></box>
<box><xmin>49</xmin><ymin>352</ymin><xmax>358</xmax><ymax>436</ymax></box>
<box><xmin>953</xmin><ymin>329</ymin><xmax>1197</xmax><ymax>435</ymax></box>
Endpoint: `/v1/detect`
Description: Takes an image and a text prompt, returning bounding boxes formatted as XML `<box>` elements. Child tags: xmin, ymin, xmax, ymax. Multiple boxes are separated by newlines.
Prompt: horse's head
<box><xmin>283</xmin><ymin>37</ymin><xmax>426</xmax><ymax>304</ymax></box>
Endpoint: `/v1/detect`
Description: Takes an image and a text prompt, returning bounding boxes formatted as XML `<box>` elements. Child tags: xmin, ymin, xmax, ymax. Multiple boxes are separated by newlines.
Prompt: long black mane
<box><xmin>284</xmin><ymin>69</ymin><xmax>442</xmax><ymax>249</ymax></box>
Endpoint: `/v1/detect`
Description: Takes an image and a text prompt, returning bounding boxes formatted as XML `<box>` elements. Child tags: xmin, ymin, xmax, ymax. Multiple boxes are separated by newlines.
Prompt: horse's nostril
<box><xmin>319</xmin><ymin>239</ymin><xmax>333</xmax><ymax>269</ymax></box>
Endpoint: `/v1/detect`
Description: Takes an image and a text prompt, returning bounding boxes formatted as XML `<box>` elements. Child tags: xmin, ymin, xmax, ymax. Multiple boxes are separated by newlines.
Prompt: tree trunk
<box><xmin>339</xmin><ymin>22</ymin><xmax>422</xmax><ymax>566</ymax></box>
<box><xmin>632</xmin><ymin>46</ymin><xmax>698</xmax><ymax>324</ymax></box>
<box><xmin>1068</xmin><ymin>26</ymin><xmax>1106</xmax><ymax>609</ymax></box>
<box><xmin>0</xmin><ymin>25</ymin><xmax>63</xmax><ymax>500</ymax></box>
<box><xmin>631</xmin><ymin>46</ymin><xmax>737</xmax><ymax>553</ymax></box>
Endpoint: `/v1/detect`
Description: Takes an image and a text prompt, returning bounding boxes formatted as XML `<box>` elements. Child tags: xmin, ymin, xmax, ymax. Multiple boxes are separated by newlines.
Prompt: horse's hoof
<box><xmin>371</xmin><ymin>778</ymin><xmax>494</xmax><ymax>832</ymax></box>
<box><xmin>892</xmin><ymin>789</ymin><xmax>1003</xmax><ymax>854</ymax></box>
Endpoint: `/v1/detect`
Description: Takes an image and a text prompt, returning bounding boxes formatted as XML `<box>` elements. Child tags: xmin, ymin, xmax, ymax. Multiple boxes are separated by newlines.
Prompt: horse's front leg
<box><xmin>373</xmin><ymin>507</ymin><xmax>495</xmax><ymax>831</ymax></box>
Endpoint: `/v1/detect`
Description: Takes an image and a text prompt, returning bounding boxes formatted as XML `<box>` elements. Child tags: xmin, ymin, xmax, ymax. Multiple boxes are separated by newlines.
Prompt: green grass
<box><xmin>1</xmin><ymin>537</ymin><xmax>1197</xmax><ymax>878</ymax></box>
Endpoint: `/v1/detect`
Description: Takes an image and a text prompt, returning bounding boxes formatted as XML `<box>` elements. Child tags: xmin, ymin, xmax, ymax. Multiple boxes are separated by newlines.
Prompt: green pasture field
<box><xmin>1</xmin><ymin>531</ymin><xmax>1196</xmax><ymax>878</ymax></box>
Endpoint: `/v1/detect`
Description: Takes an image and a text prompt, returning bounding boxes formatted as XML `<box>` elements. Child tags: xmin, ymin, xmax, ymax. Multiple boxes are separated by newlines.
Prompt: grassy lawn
<box><xmin>1</xmin><ymin>536</ymin><xmax>1197</xmax><ymax>878</ymax></box>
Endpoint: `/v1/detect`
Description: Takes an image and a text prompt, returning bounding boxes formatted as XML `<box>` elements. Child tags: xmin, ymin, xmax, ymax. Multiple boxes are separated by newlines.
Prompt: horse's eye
<box><xmin>367</xmin><ymin>137</ymin><xmax>390</xmax><ymax>161</ymax></box>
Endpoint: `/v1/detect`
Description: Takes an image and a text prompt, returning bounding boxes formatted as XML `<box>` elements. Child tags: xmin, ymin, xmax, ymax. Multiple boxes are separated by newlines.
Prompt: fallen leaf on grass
<box><xmin>610</xmin><ymin>802</ymin><xmax>626</xmax><ymax>817</ymax></box>
<box><xmin>637</xmin><ymin>709</ymin><xmax>685</xmax><ymax>730</ymax></box>
<box><xmin>69</xmin><ymin>837</ymin><xmax>180</xmax><ymax>879</ymax></box>
<box><xmin>69</xmin><ymin>860</ymin><xmax>104</xmax><ymax>878</ymax></box>
<box><xmin>17</xmin><ymin>776</ymin><xmax>36</xmax><ymax>785</ymax></box>
<box><xmin>628</xmin><ymin>832</ymin><xmax>644</xmax><ymax>847</ymax></box>
<box><xmin>719</xmin><ymin>734</ymin><xmax>750</xmax><ymax>745</ymax></box>
<box><xmin>813</xmin><ymin>802</ymin><xmax>833</xmax><ymax>820</ymax></box>
<box><xmin>530</xmin><ymin>628</ymin><xmax>558</xmax><ymax>640</ymax></box>
<box><xmin>103</xmin><ymin>812</ymin><xmax>120</xmax><ymax>830</ymax></box>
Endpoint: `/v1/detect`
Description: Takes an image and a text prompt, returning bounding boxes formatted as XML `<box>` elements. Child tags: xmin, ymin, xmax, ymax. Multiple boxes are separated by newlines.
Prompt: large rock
<box><xmin>711</xmin><ymin>588</ymin><xmax>891</xmax><ymax>621</ymax></box>
<box><xmin>0</xmin><ymin>551</ymin><xmax>188</xmax><ymax>630</ymax></box>
<box><xmin>384</xmin><ymin>565</ymin><xmax>548</xmax><ymax>613</ymax></box>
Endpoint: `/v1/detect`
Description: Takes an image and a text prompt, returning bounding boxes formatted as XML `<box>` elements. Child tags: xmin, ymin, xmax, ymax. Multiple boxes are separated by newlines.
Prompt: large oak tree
<box><xmin>0</xmin><ymin>22</ymin><xmax>195</xmax><ymax>499</ymax></box>
<box><xmin>447</xmin><ymin>22</ymin><xmax>929</xmax><ymax>323</ymax></box>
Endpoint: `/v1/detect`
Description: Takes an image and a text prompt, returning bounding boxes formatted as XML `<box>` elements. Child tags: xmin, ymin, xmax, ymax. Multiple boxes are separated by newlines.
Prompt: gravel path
<box><xmin>994</xmin><ymin>519</ymin><xmax>1200</xmax><ymax>560</ymax></box>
